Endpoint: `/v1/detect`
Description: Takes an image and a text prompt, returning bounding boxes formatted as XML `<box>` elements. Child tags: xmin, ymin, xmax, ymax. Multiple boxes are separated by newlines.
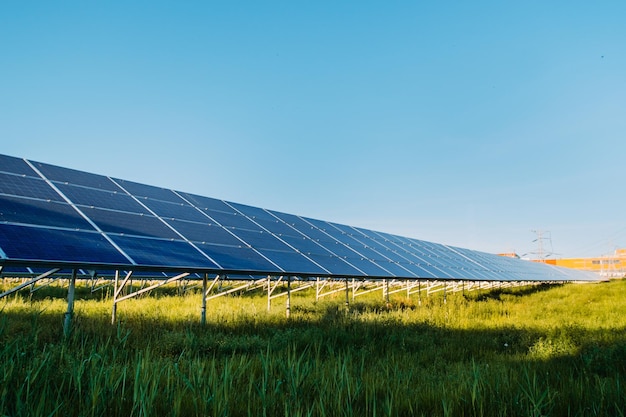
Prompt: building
<box><xmin>545</xmin><ymin>248</ymin><xmax>626</xmax><ymax>278</ymax></box>
<box><xmin>499</xmin><ymin>249</ymin><xmax>626</xmax><ymax>278</ymax></box>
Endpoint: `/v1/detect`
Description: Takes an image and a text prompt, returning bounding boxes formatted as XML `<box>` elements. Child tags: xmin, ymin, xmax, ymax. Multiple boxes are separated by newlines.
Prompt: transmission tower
<box><xmin>530</xmin><ymin>230</ymin><xmax>554</xmax><ymax>262</ymax></box>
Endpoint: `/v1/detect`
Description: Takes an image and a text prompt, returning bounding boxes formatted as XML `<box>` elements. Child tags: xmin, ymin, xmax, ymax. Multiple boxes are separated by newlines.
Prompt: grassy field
<box><xmin>1</xmin><ymin>278</ymin><xmax>626</xmax><ymax>416</ymax></box>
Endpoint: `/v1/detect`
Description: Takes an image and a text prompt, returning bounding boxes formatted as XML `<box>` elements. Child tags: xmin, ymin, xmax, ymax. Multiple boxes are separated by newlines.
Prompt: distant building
<box><xmin>545</xmin><ymin>248</ymin><xmax>626</xmax><ymax>278</ymax></box>
<box><xmin>499</xmin><ymin>249</ymin><xmax>626</xmax><ymax>278</ymax></box>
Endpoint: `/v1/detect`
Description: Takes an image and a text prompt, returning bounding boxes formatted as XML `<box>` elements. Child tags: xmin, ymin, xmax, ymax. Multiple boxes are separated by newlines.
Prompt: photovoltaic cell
<box><xmin>166</xmin><ymin>220</ymin><xmax>242</xmax><ymax>246</ymax></box>
<box><xmin>0</xmin><ymin>195</ymin><xmax>95</xmax><ymax>230</ymax></box>
<box><xmin>278</xmin><ymin>234</ymin><xmax>330</xmax><ymax>255</ymax></box>
<box><xmin>177</xmin><ymin>192</ymin><xmax>233</xmax><ymax>213</ymax></box>
<box><xmin>302</xmin><ymin>253</ymin><xmax>362</xmax><ymax>276</ymax></box>
<box><xmin>140</xmin><ymin>198</ymin><xmax>211</xmax><ymax>223</ymax></box>
<box><xmin>55</xmin><ymin>183</ymin><xmax>149</xmax><ymax>214</ymax></box>
<box><xmin>232</xmin><ymin>229</ymin><xmax>293</xmax><ymax>252</ymax></box>
<box><xmin>202</xmin><ymin>209</ymin><xmax>260</xmax><ymax>231</ymax></box>
<box><xmin>194</xmin><ymin>242</ymin><xmax>279</xmax><ymax>272</ymax></box>
<box><xmin>34</xmin><ymin>162</ymin><xmax>122</xmax><ymax>192</ymax></box>
<box><xmin>0</xmin><ymin>173</ymin><xmax>64</xmax><ymax>201</ymax></box>
<box><xmin>256</xmin><ymin>248</ymin><xmax>328</xmax><ymax>275</ymax></box>
<box><xmin>114</xmin><ymin>178</ymin><xmax>185</xmax><ymax>204</ymax></box>
<box><xmin>110</xmin><ymin>235</ymin><xmax>218</xmax><ymax>268</ymax></box>
<box><xmin>227</xmin><ymin>202</ymin><xmax>276</xmax><ymax>222</ymax></box>
<box><xmin>0</xmin><ymin>154</ymin><xmax>38</xmax><ymax>176</ymax></box>
<box><xmin>81</xmin><ymin>207</ymin><xmax>180</xmax><ymax>239</ymax></box>
<box><xmin>0</xmin><ymin>224</ymin><xmax>128</xmax><ymax>264</ymax></box>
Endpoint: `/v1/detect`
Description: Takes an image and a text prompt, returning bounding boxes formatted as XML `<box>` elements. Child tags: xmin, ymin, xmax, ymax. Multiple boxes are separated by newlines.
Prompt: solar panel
<box><xmin>33</xmin><ymin>160</ymin><xmax>122</xmax><ymax>192</ymax></box>
<box><xmin>0</xmin><ymin>172</ymin><xmax>65</xmax><ymax>201</ymax></box>
<box><xmin>0</xmin><ymin>153</ymin><xmax>600</xmax><ymax>282</ymax></box>
<box><xmin>0</xmin><ymin>224</ymin><xmax>128</xmax><ymax>265</ymax></box>
<box><xmin>0</xmin><ymin>154</ymin><xmax>38</xmax><ymax>176</ymax></box>
<box><xmin>55</xmin><ymin>183</ymin><xmax>148</xmax><ymax>213</ymax></box>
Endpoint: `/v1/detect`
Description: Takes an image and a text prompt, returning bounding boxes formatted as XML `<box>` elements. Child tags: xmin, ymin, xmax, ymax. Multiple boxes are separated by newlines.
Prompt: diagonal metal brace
<box><xmin>0</xmin><ymin>268</ymin><xmax>61</xmax><ymax>299</ymax></box>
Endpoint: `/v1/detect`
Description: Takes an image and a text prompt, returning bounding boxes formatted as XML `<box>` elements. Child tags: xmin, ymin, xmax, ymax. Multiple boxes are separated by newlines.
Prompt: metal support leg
<box><xmin>345</xmin><ymin>278</ymin><xmax>349</xmax><ymax>310</ymax></box>
<box><xmin>384</xmin><ymin>279</ymin><xmax>390</xmax><ymax>306</ymax></box>
<box><xmin>111</xmin><ymin>270</ymin><xmax>119</xmax><ymax>325</ymax></box>
<box><xmin>316</xmin><ymin>277</ymin><xmax>320</xmax><ymax>301</ymax></box>
<box><xmin>201</xmin><ymin>273</ymin><xmax>208</xmax><ymax>326</ymax></box>
<box><xmin>443</xmin><ymin>283</ymin><xmax>447</xmax><ymax>304</ymax></box>
<box><xmin>286</xmin><ymin>276</ymin><xmax>291</xmax><ymax>318</ymax></box>
<box><xmin>418</xmin><ymin>281</ymin><xmax>422</xmax><ymax>306</ymax></box>
<box><xmin>64</xmin><ymin>269</ymin><xmax>77</xmax><ymax>338</ymax></box>
<box><xmin>267</xmin><ymin>275</ymin><xmax>271</xmax><ymax>312</ymax></box>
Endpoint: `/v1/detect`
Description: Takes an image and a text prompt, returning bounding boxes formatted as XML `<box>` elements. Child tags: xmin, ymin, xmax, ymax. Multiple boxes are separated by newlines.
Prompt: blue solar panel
<box><xmin>301</xmin><ymin>253</ymin><xmax>363</xmax><ymax>276</ymax></box>
<box><xmin>166</xmin><ymin>220</ymin><xmax>242</xmax><ymax>246</ymax></box>
<box><xmin>255</xmin><ymin>248</ymin><xmax>328</xmax><ymax>275</ymax></box>
<box><xmin>55</xmin><ymin>183</ymin><xmax>149</xmax><ymax>213</ymax></box>
<box><xmin>394</xmin><ymin>262</ymin><xmax>437</xmax><ymax>279</ymax></box>
<box><xmin>194</xmin><ymin>242</ymin><xmax>279</xmax><ymax>272</ymax></box>
<box><xmin>81</xmin><ymin>207</ymin><xmax>180</xmax><ymax>239</ymax></box>
<box><xmin>114</xmin><ymin>178</ymin><xmax>184</xmax><ymax>203</ymax></box>
<box><xmin>270</xmin><ymin>212</ymin><xmax>339</xmax><ymax>244</ymax></box>
<box><xmin>34</xmin><ymin>162</ymin><xmax>122</xmax><ymax>192</ymax></box>
<box><xmin>202</xmin><ymin>208</ymin><xmax>260</xmax><ymax>230</ymax></box>
<box><xmin>0</xmin><ymin>154</ymin><xmax>601</xmax><ymax>282</ymax></box>
<box><xmin>0</xmin><ymin>173</ymin><xmax>64</xmax><ymax>201</ymax></box>
<box><xmin>110</xmin><ymin>235</ymin><xmax>218</xmax><ymax>268</ymax></box>
<box><xmin>227</xmin><ymin>202</ymin><xmax>276</xmax><ymax>221</ymax></box>
<box><xmin>229</xmin><ymin>203</ymin><xmax>305</xmax><ymax>235</ymax></box>
<box><xmin>278</xmin><ymin>234</ymin><xmax>331</xmax><ymax>255</ymax></box>
<box><xmin>231</xmin><ymin>229</ymin><xmax>293</xmax><ymax>252</ymax></box>
<box><xmin>0</xmin><ymin>224</ymin><xmax>128</xmax><ymax>264</ymax></box>
<box><xmin>140</xmin><ymin>198</ymin><xmax>211</xmax><ymax>223</ymax></box>
<box><xmin>0</xmin><ymin>154</ymin><xmax>38</xmax><ymax>176</ymax></box>
<box><xmin>177</xmin><ymin>192</ymin><xmax>233</xmax><ymax>212</ymax></box>
<box><xmin>0</xmin><ymin>195</ymin><xmax>95</xmax><ymax>230</ymax></box>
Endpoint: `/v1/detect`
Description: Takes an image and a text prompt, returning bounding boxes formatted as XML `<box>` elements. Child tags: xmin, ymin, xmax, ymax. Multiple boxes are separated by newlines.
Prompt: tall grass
<box><xmin>1</xmin><ymin>279</ymin><xmax>626</xmax><ymax>416</ymax></box>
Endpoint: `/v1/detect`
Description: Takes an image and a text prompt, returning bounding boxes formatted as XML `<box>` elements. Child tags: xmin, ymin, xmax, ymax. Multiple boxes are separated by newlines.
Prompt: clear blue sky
<box><xmin>1</xmin><ymin>1</ymin><xmax>624</xmax><ymax>258</ymax></box>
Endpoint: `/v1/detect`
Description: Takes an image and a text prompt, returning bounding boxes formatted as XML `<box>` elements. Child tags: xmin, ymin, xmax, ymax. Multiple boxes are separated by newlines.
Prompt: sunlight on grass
<box><xmin>1</xmin><ymin>278</ymin><xmax>626</xmax><ymax>416</ymax></box>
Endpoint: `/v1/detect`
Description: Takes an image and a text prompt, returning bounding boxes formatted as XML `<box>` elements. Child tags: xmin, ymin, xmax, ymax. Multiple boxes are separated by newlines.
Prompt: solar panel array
<box><xmin>0</xmin><ymin>154</ymin><xmax>599</xmax><ymax>281</ymax></box>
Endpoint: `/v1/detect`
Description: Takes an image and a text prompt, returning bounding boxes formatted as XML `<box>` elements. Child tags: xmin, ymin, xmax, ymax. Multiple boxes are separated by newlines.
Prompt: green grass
<box><xmin>1</xmin><ymin>278</ymin><xmax>626</xmax><ymax>416</ymax></box>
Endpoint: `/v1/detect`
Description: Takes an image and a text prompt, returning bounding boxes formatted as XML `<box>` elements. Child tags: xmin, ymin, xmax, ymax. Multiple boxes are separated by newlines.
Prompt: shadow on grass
<box><xmin>467</xmin><ymin>282</ymin><xmax>563</xmax><ymax>302</ymax></box>
<box><xmin>3</xmin><ymin>282</ymin><xmax>626</xmax><ymax>417</ymax></box>
<box><xmin>3</xmin><ymin>289</ymin><xmax>626</xmax><ymax>377</ymax></box>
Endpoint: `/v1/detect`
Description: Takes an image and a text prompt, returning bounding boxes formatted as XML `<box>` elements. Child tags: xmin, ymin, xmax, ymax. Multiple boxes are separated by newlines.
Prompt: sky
<box><xmin>1</xmin><ymin>1</ymin><xmax>625</xmax><ymax>259</ymax></box>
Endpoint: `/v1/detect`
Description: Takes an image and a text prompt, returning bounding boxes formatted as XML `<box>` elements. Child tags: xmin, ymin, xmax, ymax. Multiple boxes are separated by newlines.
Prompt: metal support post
<box><xmin>418</xmin><ymin>281</ymin><xmax>422</xmax><ymax>306</ymax></box>
<box><xmin>64</xmin><ymin>269</ymin><xmax>77</xmax><ymax>338</ymax></box>
<box><xmin>201</xmin><ymin>273</ymin><xmax>208</xmax><ymax>326</ymax></box>
<box><xmin>286</xmin><ymin>276</ymin><xmax>291</xmax><ymax>318</ymax></box>
<box><xmin>267</xmin><ymin>275</ymin><xmax>272</xmax><ymax>311</ymax></box>
<box><xmin>345</xmin><ymin>278</ymin><xmax>349</xmax><ymax>310</ymax></box>
<box><xmin>384</xmin><ymin>279</ymin><xmax>390</xmax><ymax>306</ymax></box>
<box><xmin>443</xmin><ymin>282</ymin><xmax>447</xmax><ymax>304</ymax></box>
<box><xmin>316</xmin><ymin>277</ymin><xmax>320</xmax><ymax>301</ymax></box>
<box><xmin>111</xmin><ymin>270</ymin><xmax>119</xmax><ymax>325</ymax></box>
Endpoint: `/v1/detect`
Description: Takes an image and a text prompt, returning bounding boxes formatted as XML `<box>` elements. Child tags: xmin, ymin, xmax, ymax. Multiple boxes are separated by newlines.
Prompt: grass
<box><xmin>1</xmin><ymin>278</ymin><xmax>626</xmax><ymax>416</ymax></box>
